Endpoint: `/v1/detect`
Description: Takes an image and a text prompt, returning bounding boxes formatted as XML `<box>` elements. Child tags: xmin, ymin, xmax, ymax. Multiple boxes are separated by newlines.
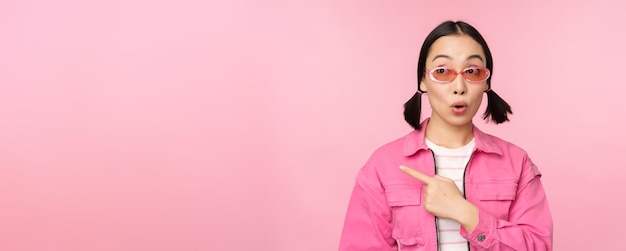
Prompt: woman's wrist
<box><xmin>455</xmin><ymin>200</ymin><xmax>479</xmax><ymax>233</ymax></box>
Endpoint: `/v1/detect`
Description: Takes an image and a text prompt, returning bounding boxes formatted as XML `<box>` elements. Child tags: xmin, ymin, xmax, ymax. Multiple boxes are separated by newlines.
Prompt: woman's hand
<box><xmin>400</xmin><ymin>165</ymin><xmax>479</xmax><ymax>232</ymax></box>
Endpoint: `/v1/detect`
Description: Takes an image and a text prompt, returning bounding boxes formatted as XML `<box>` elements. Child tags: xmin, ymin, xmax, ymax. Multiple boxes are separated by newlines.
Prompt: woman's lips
<box><xmin>451</xmin><ymin>102</ymin><xmax>467</xmax><ymax>115</ymax></box>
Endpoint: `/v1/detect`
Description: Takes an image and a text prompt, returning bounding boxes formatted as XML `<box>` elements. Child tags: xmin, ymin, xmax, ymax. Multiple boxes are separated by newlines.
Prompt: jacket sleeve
<box><xmin>338</xmin><ymin>163</ymin><xmax>397</xmax><ymax>251</ymax></box>
<box><xmin>461</xmin><ymin>155</ymin><xmax>553</xmax><ymax>250</ymax></box>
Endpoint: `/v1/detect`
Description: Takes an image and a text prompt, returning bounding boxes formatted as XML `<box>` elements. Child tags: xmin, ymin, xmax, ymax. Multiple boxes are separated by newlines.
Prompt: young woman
<box><xmin>339</xmin><ymin>21</ymin><xmax>553</xmax><ymax>251</ymax></box>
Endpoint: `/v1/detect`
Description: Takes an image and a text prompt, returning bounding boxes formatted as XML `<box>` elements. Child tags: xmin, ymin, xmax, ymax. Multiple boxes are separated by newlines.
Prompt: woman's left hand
<box><xmin>400</xmin><ymin>165</ymin><xmax>479</xmax><ymax>232</ymax></box>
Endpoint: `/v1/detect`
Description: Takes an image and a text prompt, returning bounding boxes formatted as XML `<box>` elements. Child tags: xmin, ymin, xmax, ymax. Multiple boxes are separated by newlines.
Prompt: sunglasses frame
<box><xmin>424</xmin><ymin>66</ymin><xmax>491</xmax><ymax>83</ymax></box>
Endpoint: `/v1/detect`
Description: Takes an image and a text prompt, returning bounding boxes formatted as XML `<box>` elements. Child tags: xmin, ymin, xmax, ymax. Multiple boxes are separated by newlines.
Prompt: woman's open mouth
<box><xmin>451</xmin><ymin>102</ymin><xmax>467</xmax><ymax>115</ymax></box>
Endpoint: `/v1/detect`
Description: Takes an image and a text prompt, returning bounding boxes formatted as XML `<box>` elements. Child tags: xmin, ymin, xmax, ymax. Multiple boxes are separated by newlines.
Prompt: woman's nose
<box><xmin>452</xmin><ymin>74</ymin><xmax>467</xmax><ymax>95</ymax></box>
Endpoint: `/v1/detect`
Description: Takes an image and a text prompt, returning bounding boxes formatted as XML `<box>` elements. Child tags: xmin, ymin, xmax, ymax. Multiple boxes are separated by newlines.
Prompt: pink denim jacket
<box><xmin>339</xmin><ymin>119</ymin><xmax>553</xmax><ymax>250</ymax></box>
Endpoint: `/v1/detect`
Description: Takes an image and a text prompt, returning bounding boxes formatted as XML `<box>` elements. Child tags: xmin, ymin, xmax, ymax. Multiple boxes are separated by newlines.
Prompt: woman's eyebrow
<box><xmin>431</xmin><ymin>54</ymin><xmax>451</xmax><ymax>62</ymax></box>
<box><xmin>467</xmin><ymin>54</ymin><xmax>484</xmax><ymax>62</ymax></box>
<box><xmin>431</xmin><ymin>54</ymin><xmax>484</xmax><ymax>62</ymax></box>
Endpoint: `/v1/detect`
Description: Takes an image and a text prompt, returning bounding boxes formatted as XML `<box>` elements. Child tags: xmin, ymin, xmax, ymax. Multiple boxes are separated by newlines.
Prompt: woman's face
<box><xmin>420</xmin><ymin>34</ymin><xmax>489</xmax><ymax>128</ymax></box>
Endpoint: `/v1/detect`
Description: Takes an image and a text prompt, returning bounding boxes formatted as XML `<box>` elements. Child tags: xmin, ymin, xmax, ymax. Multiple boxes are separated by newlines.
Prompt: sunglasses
<box><xmin>425</xmin><ymin>66</ymin><xmax>490</xmax><ymax>83</ymax></box>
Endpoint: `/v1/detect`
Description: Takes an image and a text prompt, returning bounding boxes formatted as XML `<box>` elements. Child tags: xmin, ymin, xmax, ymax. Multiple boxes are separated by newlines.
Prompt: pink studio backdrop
<box><xmin>1</xmin><ymin>0</ymin><xmax>624</xmax><ymax>250</ymax></box>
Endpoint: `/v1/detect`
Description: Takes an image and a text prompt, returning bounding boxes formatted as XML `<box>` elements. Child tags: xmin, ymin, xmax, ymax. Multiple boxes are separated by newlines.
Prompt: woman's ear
<box><xmin>419</xmin><ymin>78</ymin><xmax>428</xmax><ymax>93</ymax></box>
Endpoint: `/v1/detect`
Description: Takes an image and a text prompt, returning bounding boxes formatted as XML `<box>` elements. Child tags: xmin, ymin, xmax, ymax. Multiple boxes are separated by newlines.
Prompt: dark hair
<box><xmin>404</xmin><ymin>20</ymin><xmax>512</xmax><ymax>130</ymax></box>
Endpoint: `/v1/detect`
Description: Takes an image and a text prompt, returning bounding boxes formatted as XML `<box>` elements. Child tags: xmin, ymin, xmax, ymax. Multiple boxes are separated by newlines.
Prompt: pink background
<box><xmin>1</xmin><ymin>0</ymin><xmax>624</xmax><ymax>250</ymax></box>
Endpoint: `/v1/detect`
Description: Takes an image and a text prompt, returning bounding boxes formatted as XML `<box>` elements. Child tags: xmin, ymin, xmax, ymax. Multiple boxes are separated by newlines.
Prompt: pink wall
<box><xmin>1</xmin><ymin>0</ymin><xmax>624</xmax><ymax>250</ymax></box>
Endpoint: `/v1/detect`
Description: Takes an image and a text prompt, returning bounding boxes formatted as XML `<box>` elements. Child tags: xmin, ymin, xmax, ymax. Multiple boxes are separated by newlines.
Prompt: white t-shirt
<box><xmin>425</xmin><ymin>138</ymin><xmax>475</xmax><ymax>251</ymax></box>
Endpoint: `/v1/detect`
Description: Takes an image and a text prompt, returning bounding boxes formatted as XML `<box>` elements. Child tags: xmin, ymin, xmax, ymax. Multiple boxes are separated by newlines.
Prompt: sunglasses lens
<box><xmin>431</xmin><ymin>68</ymin><xmax>455</xmax><ymax>82</ymax></box>
<box><xmin>463</xmin><ymin>67</ymin><xmax>489</xmax><ymax>81</ymax></box>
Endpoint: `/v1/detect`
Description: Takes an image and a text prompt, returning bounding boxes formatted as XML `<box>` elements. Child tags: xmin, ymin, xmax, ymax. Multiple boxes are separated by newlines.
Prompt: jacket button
<box><xmin>477</xmin><ymin>234</ymin><xmax>485</xmax><ymax>242</ymax></box>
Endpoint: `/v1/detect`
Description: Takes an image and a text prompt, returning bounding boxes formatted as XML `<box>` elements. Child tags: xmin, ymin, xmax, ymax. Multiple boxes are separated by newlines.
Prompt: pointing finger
<box><xmin>399</xmin><ymin>165</ymin><xmax>435</xmax><ymax>185</ymax></box>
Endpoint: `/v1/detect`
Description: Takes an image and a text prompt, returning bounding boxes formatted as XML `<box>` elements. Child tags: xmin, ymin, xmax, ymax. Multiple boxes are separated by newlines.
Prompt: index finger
<box><xmin>399</xmin><ymin>165</ymin><xmax>435</xmax><ymax>185</ymax></box>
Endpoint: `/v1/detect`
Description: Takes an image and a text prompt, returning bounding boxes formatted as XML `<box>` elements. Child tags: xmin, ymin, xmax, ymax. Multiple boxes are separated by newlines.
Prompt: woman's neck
<box><xmin>425</xmin><ymin>118</ymin><xmax>474</xmax><ymax>148</ymax></box>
